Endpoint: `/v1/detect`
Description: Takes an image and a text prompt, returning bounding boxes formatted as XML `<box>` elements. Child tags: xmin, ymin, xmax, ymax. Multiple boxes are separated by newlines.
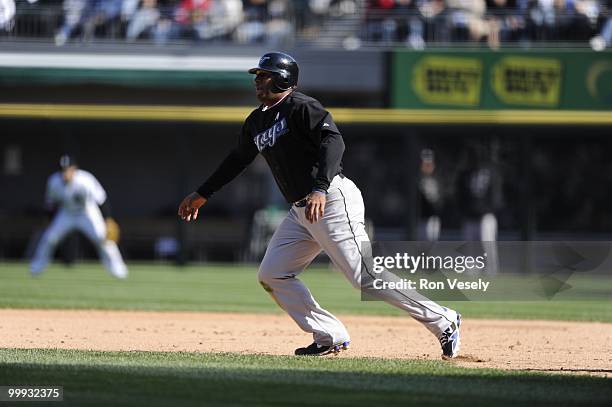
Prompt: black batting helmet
<box><xmin>248</xmin><ymin>52</ymin><xmax>299</xmax><ymax>92</ymax></box>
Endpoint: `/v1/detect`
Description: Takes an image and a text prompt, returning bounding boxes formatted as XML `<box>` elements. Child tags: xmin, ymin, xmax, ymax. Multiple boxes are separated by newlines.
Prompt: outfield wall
<box><xmin>1</xmin><ymin>117</ymin><xmax>611</xmax><ymax>261</ymax></box>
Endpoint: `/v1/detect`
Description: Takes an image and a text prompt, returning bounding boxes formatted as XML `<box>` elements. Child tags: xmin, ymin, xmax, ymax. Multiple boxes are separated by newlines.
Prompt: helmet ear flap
<box><xmin>273</xmin><ymin>71</ymin><xmax>291</xmax><ymax>92</ymax></box>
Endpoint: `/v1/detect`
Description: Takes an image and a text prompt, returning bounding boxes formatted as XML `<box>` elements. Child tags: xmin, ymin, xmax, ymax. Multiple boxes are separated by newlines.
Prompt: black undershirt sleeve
<box><xmin>301</xmin><ymin>101</ymin><xmax>344</xmax><ymax>192</ymax></box>
<box><xmin>314</xmin><ymin>126</ymin><xmax>344</xmax><ymax>192</ymax></box>
<box><xmin>197</xmin><ymin>123</ymin><xmax>259</xmax><ymax>199</ymax></box>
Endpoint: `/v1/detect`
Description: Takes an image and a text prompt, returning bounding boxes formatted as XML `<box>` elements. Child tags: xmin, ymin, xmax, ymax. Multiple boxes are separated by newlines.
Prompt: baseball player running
<box><xmin>30</xmin><ymin>155</ymin><xmax>128</xmax><ymax>279</ymax></box>
<box><xmin>178</xmin><ymin>52</ymin><xmax>461</xmax><ymax>358</ymax></box>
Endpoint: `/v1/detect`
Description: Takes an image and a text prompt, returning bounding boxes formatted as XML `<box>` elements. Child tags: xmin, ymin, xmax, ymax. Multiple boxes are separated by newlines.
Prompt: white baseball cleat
<box><xmin>440</xmin><ymin>314</ymin><xmax>461</xmax><ymax>360</ymax></box>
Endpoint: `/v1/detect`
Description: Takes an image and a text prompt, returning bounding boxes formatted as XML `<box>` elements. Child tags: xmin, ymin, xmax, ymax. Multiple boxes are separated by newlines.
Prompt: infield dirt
<box><xmin>1</xmin><ymin>309</ymin><xmax>610</xmax><ymax>377</ymax></box>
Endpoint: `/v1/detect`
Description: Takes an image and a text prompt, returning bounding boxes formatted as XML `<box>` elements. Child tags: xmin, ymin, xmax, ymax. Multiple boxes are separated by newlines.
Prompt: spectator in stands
<box><xmin>150</xmin><ymin>0</ymin><xmax>174</xmax><ymax>43</ymax></box>
<box><xmin>486</xmin><ymin>0</ymin><xmax>526</xmax><ymax>43</ymax></box>
<box><xmin>363</xmin><ymin>0</ymin><xmax>441</xmax><ymax>48</ymax></box>
<box><xmin>122</xmin><ymin>0</ymin><xmax>140</xmax><ymax>19</ymax></box>
<box><xmin>568</xmin><ymin>0</ymin><xmax>602</xmax><ymax>40</ymax></box>
<box><xmin>154</xmin><ymin>0</ymin><xmax>211</xmax><ymax>44</ymax></box>
<box><xmin>203</xmin><ymin>0</ymin><xmax>242</xmax><ymax>40</ymax></box>
<box><xmin>524</xmin><ymin>0</ymin><xmax>599</xmax><ymax>41</ymax></box>
<box><xmin>264</xmin><ymin>0</ymin><xmax>292</xmax><ymax>45</ymax></box>
<box><xmin>234</xmin><ymin>0</ymin><xmax>292</xmax><ymax>45</ymax></box>
<box><xmin>55</xmin><ymin>0</ymin><xmax>122</xmax><ymax>45</ymax></box>
<box><xmin>81</xmin><ymin>0</ymin><xmax>123</xmax><ymax>41</ymax></box>
<box><xmin>155</xmin><ymin>0</ymin><xmax>242</xmax><ymax>42</ymax></box>
<box><xmin>126</xmin><ymin>0</ymin><xmax>160</xmax><ymax>40</ymax></box>
<box><xmin>393</xmin><ymin>0</ymin><xmax>426</xmax><ymax>49</ymax></box>
<box><xmin>591</xmin><ymin>0</ymin><xmax>612</xmax><ymax>50</ymax></box>
<box><xmin>0</xmin><ymin>0</ymin><xmax>15</xmax><ymax>32</ymax></box>
<box><xmin>364</xmin><ymin>0</ymin><xmax>402</xmax><ymax>43</ymax></box>
<box><xmin>446</xmin><ymin>0</ymin><xmax>494</xmax><ymax>44</ymax></box>
<box><xmin>11</xmin><ymin>0</ymin><xmax>606</xmax><ymax>46</ymax></box>
<box><xmin>418</xmin><ymin>0</ymin><xmax>449</xmax><ymax>43</ymax></box>
<box><xmin>525</xmin><ymin>0</ymin><xmax>556</xmax><ymax>41</ymax></box>
<box><xmin>234</xmin><ymin>0</ymin><xmax>266</xmax><ymax>42</ymax></box>
<box><xmin>304</xmin><ymin>0</ymin><xmax>332</xmax><ymax>36</ymax></box>
<box><xmin>293</xmin><ymin>0</ymin><xmax>312</xmax><ymax>34</ymax></box>
<box><xmin>292</xmin><ymin>0</ymin><xmax>357</xmax><ymax>39</ymax></box>
<box><xmin>55</xmin><ymin>0</ymin><xmax>93</xmax><ymax>45</ymax></box>
<box><xmin>528</xmin><ymin>0</ymin><xmax>601</xmax><ymax>42</ymax></box>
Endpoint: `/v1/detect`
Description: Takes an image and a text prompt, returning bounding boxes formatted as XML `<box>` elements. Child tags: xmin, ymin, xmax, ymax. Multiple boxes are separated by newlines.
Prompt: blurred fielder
<box><xmin>30</xmin><ymin>155</ymin><xmax>127</xmax><ymax>279</ymax></box>
<box><xmin>179</xmin><ymin>52</ymin><xmax>461</xmax><ymax>358</ymax></box>
<box><xmin>418</xmin><ymin>148</ymin><xmax>443</xmax><ymax>241</ymax></box>
<box><xmin>457</xmin><ymin>146</ymin><xmax>502</xmax><ymax>274</ymax></box>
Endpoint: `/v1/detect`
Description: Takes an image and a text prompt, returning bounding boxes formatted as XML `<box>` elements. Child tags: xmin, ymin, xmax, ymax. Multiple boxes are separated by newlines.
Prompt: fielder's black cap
<box><xmin>420</xmin><ymin>148</ymin><xmax>435</xmax><ymax>162</ymax></box>
<box><xmin>59</xmin><ymin>154</ymin><xmax>77</xmax><ymax>170</ymax></box>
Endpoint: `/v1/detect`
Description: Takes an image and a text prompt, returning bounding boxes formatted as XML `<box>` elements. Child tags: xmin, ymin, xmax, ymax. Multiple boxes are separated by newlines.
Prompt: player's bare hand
<box><xmin>305</xmin><ymin>191</ymin><xmax>326</xmax><ymax>223</ymax></box>
<box><xmin>178</xmin><ymin>192</ymin><xmax>207</xmax><ymax>222</ymax></box>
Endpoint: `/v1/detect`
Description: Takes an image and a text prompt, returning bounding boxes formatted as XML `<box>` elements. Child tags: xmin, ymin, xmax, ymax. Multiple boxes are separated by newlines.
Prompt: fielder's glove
<box><xmin>105</xmin><ymin>218</ymin><xmax>121</xmax><ymax>243</ymax></box>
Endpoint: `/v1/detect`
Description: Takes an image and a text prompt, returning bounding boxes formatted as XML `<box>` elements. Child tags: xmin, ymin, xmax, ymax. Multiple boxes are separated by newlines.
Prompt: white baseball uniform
<box><xmin>30</xmin><ymin>169</ymin><xmax>128</xmax><ymax>279</ymax></box>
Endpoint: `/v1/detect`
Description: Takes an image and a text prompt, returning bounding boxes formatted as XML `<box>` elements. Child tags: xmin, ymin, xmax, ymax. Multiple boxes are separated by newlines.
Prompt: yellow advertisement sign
<box><xmin>412</xmin><ymin>57</ymin><xmax>482</xmax><ymax>106</ymax></box>
<box><xmin>492</xmin><ymin>57</ymin><xmax>561</xmax><ymax>106</ymax></box>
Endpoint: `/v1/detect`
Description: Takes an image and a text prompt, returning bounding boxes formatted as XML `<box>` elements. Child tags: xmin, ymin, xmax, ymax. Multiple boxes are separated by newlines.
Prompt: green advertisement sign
<box><xmin>392</xmin><ymin>49</ymin><xmax>612</xmax><ymax>110</ymax></box>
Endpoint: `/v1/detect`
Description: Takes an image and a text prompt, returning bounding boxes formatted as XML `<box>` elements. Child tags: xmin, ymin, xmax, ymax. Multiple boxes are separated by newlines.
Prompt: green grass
<box><xmin>0</xmin><ymin>349</ymin><xmax>610</xmax><ymax>407</ymax></box>
<box><xmin>1</xmin><ymin>262</ymin><xmax>612</xmax><ymax>322</ymax></box>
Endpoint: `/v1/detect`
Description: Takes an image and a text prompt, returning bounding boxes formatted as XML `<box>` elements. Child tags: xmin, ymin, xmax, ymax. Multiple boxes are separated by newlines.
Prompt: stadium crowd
<box><xmin>2</xmin><ymin>0</ymin><xmax>354</xmax><ymax>46</ymax></box>
<box><xmin>0</xmin><ymin>0</ymin><xmax>610</xmax><ymax>48</ymax></box>
<box><xmin>364</xmin><ymin>0</ymin><xmax>611</xmax><ymax>49</ymax></box>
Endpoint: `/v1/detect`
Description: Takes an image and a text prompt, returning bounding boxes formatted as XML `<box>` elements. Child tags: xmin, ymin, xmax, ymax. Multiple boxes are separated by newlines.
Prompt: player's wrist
<box><xmin>195</xmin><ymin>186</ymin><xmax>213</xmax><ymax>200</ymax></box>
<box><xmin>311</xmin><ymin>188</ymin><xmax>327</xmax><ymax>195</ymax></box>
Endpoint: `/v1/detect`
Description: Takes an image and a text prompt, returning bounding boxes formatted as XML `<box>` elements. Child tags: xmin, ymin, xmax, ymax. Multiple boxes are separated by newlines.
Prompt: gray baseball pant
<box><xmin>258</xmin><ymin>175</ymin><xmax>458</xmax><ymax>347</ymax></box>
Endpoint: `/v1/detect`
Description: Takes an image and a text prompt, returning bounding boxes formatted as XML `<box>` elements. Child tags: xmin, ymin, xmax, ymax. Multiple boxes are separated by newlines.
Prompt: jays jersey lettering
<box><xmin>197</xmin><ymin>92</ymin><xmax>343</xmax><ymax>203</ymax></box>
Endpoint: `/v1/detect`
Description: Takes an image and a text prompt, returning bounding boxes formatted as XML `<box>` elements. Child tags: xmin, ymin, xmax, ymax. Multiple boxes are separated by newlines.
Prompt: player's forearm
<box><xmin>196</xmin><ymin>149</ymin><xmax>253</xmax><ymax>199</ymax></box>
<box><xmin>314</xmin><ymin>131</ymin><xmax>345</xmax><ymax>192</ymax></box>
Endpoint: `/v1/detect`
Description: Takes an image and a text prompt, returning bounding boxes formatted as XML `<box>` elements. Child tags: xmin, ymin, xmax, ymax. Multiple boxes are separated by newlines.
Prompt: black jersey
<box><xmin>197</xmin><ymin>91</ymin><xmax>344</xmax><ymax>203</ymax></box>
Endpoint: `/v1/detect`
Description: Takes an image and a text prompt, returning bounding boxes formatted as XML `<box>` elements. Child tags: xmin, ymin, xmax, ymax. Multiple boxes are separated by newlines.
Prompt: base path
<box><xmin>1</xmin><ymin>309</ymin><xmax>611</xmax><ymax>377</ymax></box>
